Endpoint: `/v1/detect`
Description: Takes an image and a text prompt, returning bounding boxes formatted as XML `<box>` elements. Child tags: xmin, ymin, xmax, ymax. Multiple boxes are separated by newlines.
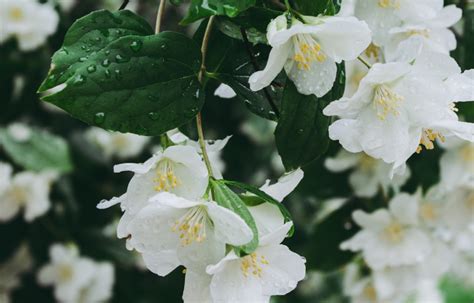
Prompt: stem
<box><xmin>284</xmin><ymin>0</ymin><xmax>291</xmax><ymax>10</ymax></box>
<box><xmin>195</xmin><ymin>16</ymin><xmax>216</xmax><ymax>178</ymax></box>
<box><xmin>155</xmin><ymin>0</ymin><xmax>167</xmax><ymax>33</ymax></box>
<box><xmin>118</xmin><ymin>0</ymin><xmax>129</xmax><ymax>10</ymax></box>
<box><xmin>240</xmin><ymin>27</ymin><xmax>280</xmax><ymax>118</ymax></box>
<box><xmin>357</xmin><ymin>56</ymin><xmax>372</xmax><ymax>69</ymax></box>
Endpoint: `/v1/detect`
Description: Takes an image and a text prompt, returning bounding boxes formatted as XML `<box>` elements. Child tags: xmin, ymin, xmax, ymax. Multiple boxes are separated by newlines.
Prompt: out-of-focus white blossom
<box><xmin>85</xmin><ymin>127</ymin><xmax>150</xmax><ymax>160</ymax></box>
<box><xmin>0</xmin><ymin>162</ymin><xmax>57</xmax><ymax>222</ymax></box>
<box><xmin>0</xmin><ymin>244</ymin><xmax>33</xmax><ymax>302</ymax></box>
<box><xmin>0</xmin><ymin>0</ymin><xmax>59</xmax><ymax>51</ymax></box>
<box><xmin>214</xmin><ymin>84</ymin><xmax>237</xmax><ymax>99</ymax></box>
<box><xmin>37</xmin><ymin>243</ymin><xmax>115</xmax><ymax>303</ymax></box>
<box><xmin>7</xmin><ymin>123</ymin><xmax>31</xmax><ymax>142</ymax></box>
<box><xmin>325</xmin><ymin>149</ymin><xmax>410</xmax><ymax>198</ymax></box>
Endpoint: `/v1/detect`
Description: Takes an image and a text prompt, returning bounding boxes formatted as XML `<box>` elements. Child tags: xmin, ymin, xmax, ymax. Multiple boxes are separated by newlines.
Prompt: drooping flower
<box><xmin>325</xmin><ymin>149</ymin><xmax>410</xmax><ymax>198</ymax></box>
<box><xmin>0</xmin><ymin>162</ymin><xmax>57</xmax><ymax>222</ymax></box>
<box><xmin>37</xmin><ymin>243</ymin><xmax>115</xmax><ymax>303</ymax></box>
<box><xmin>341</xmin><ymin>192</ymin><xmax>432</xmax><ymax>269</ymax></box>
<box><xmin>127</xmin><ymin>192</ymin><xmax>253</xmax><ymax>275</ymax></box>
<box><xmin>97</xmin><ymin>145</ymin><xmax>209</xmax><ymax>246</ymax></box>
<box><xmin>192</xmin><ymin>222</ymin><xmax>306</xmax><ymax>303</ymax></box>
<box><xmin>249</xmin><ymin>14</ymin><xmax>371</xmax><ymax>97</ymax></box>
<box><xmin>324</xmin><ymin>52</ymin><xmax>474</xmax><ymax>171</ymax></box>
<box><xmin>0</xmin><ymin>0</ymin><xmax>59</xmax><ymax>51</ymax></box>
<box><xmin>84</xmin><ymin>127</ymin><xmax>150</xmax><ymax>160</ymax></box>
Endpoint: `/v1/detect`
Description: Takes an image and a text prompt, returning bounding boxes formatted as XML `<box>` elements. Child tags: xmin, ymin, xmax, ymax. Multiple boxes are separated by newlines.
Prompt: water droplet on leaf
<box><xmin>130</xmin><ymin>40</ymin><xmax>142</xmax><ymax>52</ymax></box>
<box><xmin>94</xmin><ymin>112</ymin><xmax>106</xmax><ymax>124</ymax></box>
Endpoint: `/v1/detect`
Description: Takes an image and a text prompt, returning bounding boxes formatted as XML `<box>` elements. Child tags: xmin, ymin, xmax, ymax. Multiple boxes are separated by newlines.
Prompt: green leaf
<box><xmin>0</xmin><ymin>127</ymin><xmax>73</xmax><ymax>173</ymax></box>
<box><xmin>221</xmin><ymin>180</ymin><xmax>293</xmax><ymax>225</ymax></box>
<box><xmin>275</xmin><ymin>64</ymin><xmax>345</xmax><ymax>170</ymax></box>
<box><xmin>305</xmin><ymin>198</ymin><xmax>360</xmax><ymax>272</ymax></box>
<box><xmin>293</xmin><ymin>0</ymin><xmax>339</xmax><ymax>16</ymax></box>
<box><xmin>201</xmin><ymin>24</ymin><xmax>282</xmax><ymax>120</ymax></box>
<box><xmin>181</xmin><ymin>0</ymin><xmax>257</xmax><ymax>25</ymax></box>
<box><xmin>40</xmin><ymin>30</ymin><xmax>204</xmax><ymax>136</ymax></box>
<box><xmin>210</xmin><ymin>179</ymin><xmax>259</xmax><ymax>255</ymax></box>
<box><xmin>39</xmin><ymin>10</ymin><xmax>154</xmax><ymax>92</ymax></box>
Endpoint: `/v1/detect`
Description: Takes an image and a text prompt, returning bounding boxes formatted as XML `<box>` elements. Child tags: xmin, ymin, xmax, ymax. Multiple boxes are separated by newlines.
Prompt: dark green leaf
<box><xmin>40</xmin><ymin>31</ymin><xmax>204</xmax><ymax>136</ymax></box>
<box><xmin>305</xmin><ymin>198</ymin><xmax>359</xmax><ymax>272</ymax></box>
<box><xmin>210</xmin><ymin>179</ymin><xmax>259</xmax><ymax>255</ymax></box>
<box><xmin>294</xmin><ymin>0</ymin><xmax>339</xmax><ymax>16</ymax></box>
<box><xmin>181</xmin><ymin>0</ymin><xmax>257</xmax><ymax>25</ymax></box>
<box><xmin>39</xmin><ymin>10</ymin><xmax>154</xmax><ymax>92</ymax></box>
<box><xmin>221</xmin><ymin>179</ymin><xmax>293</xmax><ymax>225</ymax></box>
<box><xmin>275</xmin><ymin>64</ymin><xmax>345</xmax><ymax>170</ymax></box>
<box><xmin>0</xmin><ymin>127</ymin><xmax>73</xmax><ymax>173</ymax></box>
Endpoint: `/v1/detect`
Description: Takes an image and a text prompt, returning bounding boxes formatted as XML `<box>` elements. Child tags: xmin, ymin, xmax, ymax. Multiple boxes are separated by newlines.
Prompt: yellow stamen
<box><xmin>420</xmin><ymin>203</ymin><xmax>437</xmax><ymax>222</ymax></box>
<box><xmin>416</xmin><ymin>129</ymin><xmax>445</xmax><ymax>154</ymax></box>
<box><xmin>9</xmin><ymin>7</ymin><xmax>24</xmax><ymax>21</ymax></box>
<box><xmin>154</xmin><ymin>160</ymin><xmax>180</xmax><ymax>192</ymax></box>
<box><xmin>364</xmin><ymin>43</ymin><xmax>380</xmax><ymax>60</ymax></box>
<box><xmin>384</xmin><ymin>222</ymin><xmax>404</xmax><ymax>243</ymax></box>
<box><xmin>363</xmin><ymin>284</ymin><xmax>377</xmax><ymax>302</ymax></box>
<box><xmin>372</xmin><ymin>84</ymin><xmax>404</xmax><ymax>120</ymax></box>
<box><xmin>378</xmin><ymin>0</ymin><xmax>400</xmax><ymax>9</ymax></box>
<box><xmin>406</xmin><ymin>29</ymin><xmax>430</xmax><ymax>38</ymax></box>
<box><xmin>172</xmin><ymin>206</ymin><xmax>208</xmax><ymax>246</ymax></box>
<box><xmin>292</xmin><ymin>34</ymin><xmax>326</xmax><ymax>71</ymax></box>
<box><xmin>240</xmin><ymin>253</ymin><xmax>269</xmax><ymax>278</ymax></box>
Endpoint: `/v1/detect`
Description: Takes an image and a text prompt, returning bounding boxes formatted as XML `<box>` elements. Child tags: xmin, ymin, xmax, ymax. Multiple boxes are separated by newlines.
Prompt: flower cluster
<box><xmin>341</xmin><ymin>135</ymin><xmax>473</xmax><ymax>303</ymax></box>
<box><xmin>37</xmin><ymin>243</ymin><xmax>115</xmax><ymax>303</ymax></box>
<box><xmin>99</xmin><ymin>137</ymin><xmax>307</xmax><ymax>302</ymax></box>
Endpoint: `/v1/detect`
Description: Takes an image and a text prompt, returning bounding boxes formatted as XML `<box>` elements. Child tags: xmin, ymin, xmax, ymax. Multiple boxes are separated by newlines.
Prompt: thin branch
<box><xmin>240</xmin><ymin>27</ymin><xmax>280</xmax><ymax>118</ymax></box>
<box><xmin>118</xmin><ymin>0</ymin><xmax>129</xmax><ymax>10</ymax></box>
<box><xmin>154</xmin><ymin>0</ymin><xmax>167</xmax><ymax>33</ymax></box>
<box><xmin>196</xmin><ymin>16</ymin><xmax>217</xmax><ymax>178</ymax></box>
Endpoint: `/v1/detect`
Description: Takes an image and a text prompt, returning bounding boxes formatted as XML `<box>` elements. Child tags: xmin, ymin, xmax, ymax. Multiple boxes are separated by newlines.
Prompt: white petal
<box><xmin>141</xmin><ymin>250</ymin><xmax>181</xmax><ymax>276</ymax></box>
<box><xmin>214</xmin><ymin>83</ymin><xmax>236</xmax><ymax>99</ymax></box>
<box><xmin>389</xmin><ymin>193</ymin><xmax>419</xmax><ymax>225</ymax></box>
<box><xmin>248</xmin><ymin>203</ymin><xmax>284</xmax><ymax>238</ymax></box>
<box><xmin>285</xmin><ymin>55</ymin><xmax>337</xmax><ymax>97</ymax></box>
<box><xmin>259</xmin><ymin>168</ymin><xmax>304</xmax><ymax>202</ymax></box>
<box><xmin>258</xmin><ymin>244</ymin><xmax>306</xmax><ymax>296</ymax></box>
<box><xmin>325</xmin><ymin>150</ymin><xmax>360</xmax><ymax>172</ymax></box>
<box><xmin>260</xmin><ymin>221</ymin><xmax>293</xmax><ymax>246</ymax></box>
<box><xmin>0</xmin><ymin>195</ymin><xmax>20</xmax><ymax>222</ymax></box>
<box><xmin>327</xmin><ymin>119</ymin><xmax>364</xmax><ymax>153</ymax></box>
<box><xmin>249</xmin><ymin>42</ymin><xmax>291</xmax><ymax>92</ymax></box>
<box><xmin>427</xmin><ymin>5</ymin><xmax>462</xmax><ymax>28</ymax></box>
<box><xmin>205</xmin><ymin>202</ymin><xmax>253</xmax><ymax>246</ymax></box>
<box><xmin>313</xmin><ymin>16</ymin><xmax>372</xmax><ymax>62</ymax></box>
<box><xmin>431</xmin><ymin>120</ymin><xmax>474</xmax><ymax>142</ymax></box>
<box><xmin>445</xmin><ymin>69</ymin><xmax>474</xmax><ymax>102</ymax></box>
<box><xmin>96</xmin><ymin>194</ymin><xmax>125</xmax><ymax>209</ymax></box>
<box><xmin>353</xmin><ymin>209</ymin><xmax>391</xmax><ymax>230</ymax></box>
<box><xmin>114</xmin><ymin>154</ymin><xmax>160</xmax><ymax>174</ymax></box>
<box><xmin>413</xmin><ymin>51</ymin><xmax>460</xmax><ymax>80</ymax></box>
<box><xmin>150</xmin><ymin>192</ymin><xmax>204</xmax><ymax>209</ymax></box>
<box><xmin>183</xmin><ymin>270</ymin><xmax>212</xmax><ymax>303</ymax></box>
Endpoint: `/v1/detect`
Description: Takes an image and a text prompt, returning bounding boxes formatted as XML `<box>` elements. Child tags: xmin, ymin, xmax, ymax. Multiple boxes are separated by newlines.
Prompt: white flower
<box><xmin>127</xmin><ymin>192</ymin><xmax>253</xmax><ymax>274</ymax></box>
<box><xmin>0</xmin><ymin>0</ymin><xmax>59</xmax><ymax>51</ymax></box>
<box><xmin>248</xmin><ymin>168</ymin><xmax>304</xmax><ymax>237</ymax></box>
<box><xmin>384</xmin><ymin>5</ymin><xmax>462</xmax><ymax>62</ymax></box>
<box><xmin>7</xmin><ymin>122</ymin><xmax>31</xmax><ymax>142</ymax></box>
<box><xmin>441</xmin><ymin>185</ymin><xmax>474</xmax><ymax>233</ymax></box>
<box><xmin>55</xmin><ymin>0</ymin><xmax>76</xmax><ymax>12</ymax></box>
<box><xmin>191</xmin><ymin>222</ymin><xmax>306</xmax><ymax>303</ymax></box>
<box><xmin>37</xmin><ymin>244</ymin><xmax>114</xmax><ymax>303</ymax></box>
<box><xmin>325</xmin><ymin>149</ymin><xmax>410</xmax><ymax>198</ymax></box>
<box><xmin>249</xmin><ymin>14</ymin><xmax>371</xmax><ymax>97</ymax></box>
<box><xmin>438</xmin><ymin>137</ymin><xmax>474</xmax><ymax>191</ymax></box>
<box><xmin>445</xmin><ymin>69</ymin><xmax>474</xmax><ymax>103</ymax></box>
<box><xmin>0</xmin><ymin>244</ymin><xmax>32</xmax><ymax>301</ymax></box>
<box><xmin>341</xmin><ymin>192</ymin><xmax>432</xmax><ymax>269</ymax></box>
<box><xmin>353</xmin><ymin>0</ymin><xmax>445</xmax><ymax>46</ymax></box>
<box><xmin>0</xmin><ymin>164</ymin><xmax>56</xmax><ymax>222</ymax></box>
<box><xmin>166</xmin><ymin>129</ymin><xmax>231</xmax><ymax>179</ymax></box>
<box><xmin>324</xmin><ymin>52</ymin><xmax>474</xmax><ymax>171</ymax></box>
<box><xmin>97</xmin><ymin>145</ymin><xmax>209</xmax><ymax>245</ymax></box>
<box><xmin>84</xmin><ymin>127</ymin><xmax>150</xmax><ymax>160</ymax></box>
<box><xmin>214</xmin><ymin>84</ymin><xmax>237</xmax><ymax>99</ymax></box>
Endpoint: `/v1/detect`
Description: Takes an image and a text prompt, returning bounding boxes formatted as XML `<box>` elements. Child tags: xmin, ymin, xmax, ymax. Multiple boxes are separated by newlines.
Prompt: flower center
<box><xmin>57</xmin><ymin>264</ymin><xmax>73</xmax><ymax>282</ymax></box>
<box><xmin>363</xmin><ymin>284</ymin><xmax>377</xmax><ymax>302</ymax></box>
<box><xmin>154</xmin><ymin>160</ymin><xmax>180</xmax><ymax>192</ymax></box>
<box><xmin>240</xmin><ymin>253</ymin><xmax>269</xmax><ymax>278</ymax></box>
<box><xmin>8</xmin><ymin>186</ymin><xmax>28</xmax><ymax>206</ymax></box>
<box><xmin>9</xmin><ymin>7</ymin><xmax>24</xmax><ymax>21</ymax></box>
<box><xmin>467</xmin><ymin>193</ymin><xmax>474</xmax><ymax>211</ymax></box>
<box><xmin>384</xmin><ymin>222</ymin><xmax>404</xmax><ymax>243</ymax></box>
<box><xmin>372</xmin><ymin>85</ymin><xmax>404</xmax><ymax>120</ymax></box>
<box><xmin>364</xmin><ymin>44</ymin><xmax>380</xmax><ymax>60</ymax></box>
<box><xmin>420</xmin><ymin>203</ymin><xmax>437</xmax><ymax>222</ymax></box>
<box><xmin>460</xmin><ymin>144</ymin><xmax>474</xmax><ymax>164</ymax></box>
<box><xmin>406</xmin><ymin>29</ymin><xmax>430</xmax><ymax>38</ymax></box>
<box><xmin>416</xmin><ymin>129</ymin><xmax>445</xmax><ymax>153</ymax></box>
<box><xmin>292</xmin><ymin>34</ymin><xmax>326</xmax><ymax>71</ymax></box>
<box><xmin>359</xmin><ymin>154</ymin><xmax>377</xmax><ymax>171</ymax></box>
<box><xmin>378</xmin><ymin>0</ymin><xmax>400</xmax><ymax>9</ymax></box>
<box><xmin>172</xmin><ymin>206</ymin><xmax>208</xmax><ymax>246</ymax></box>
